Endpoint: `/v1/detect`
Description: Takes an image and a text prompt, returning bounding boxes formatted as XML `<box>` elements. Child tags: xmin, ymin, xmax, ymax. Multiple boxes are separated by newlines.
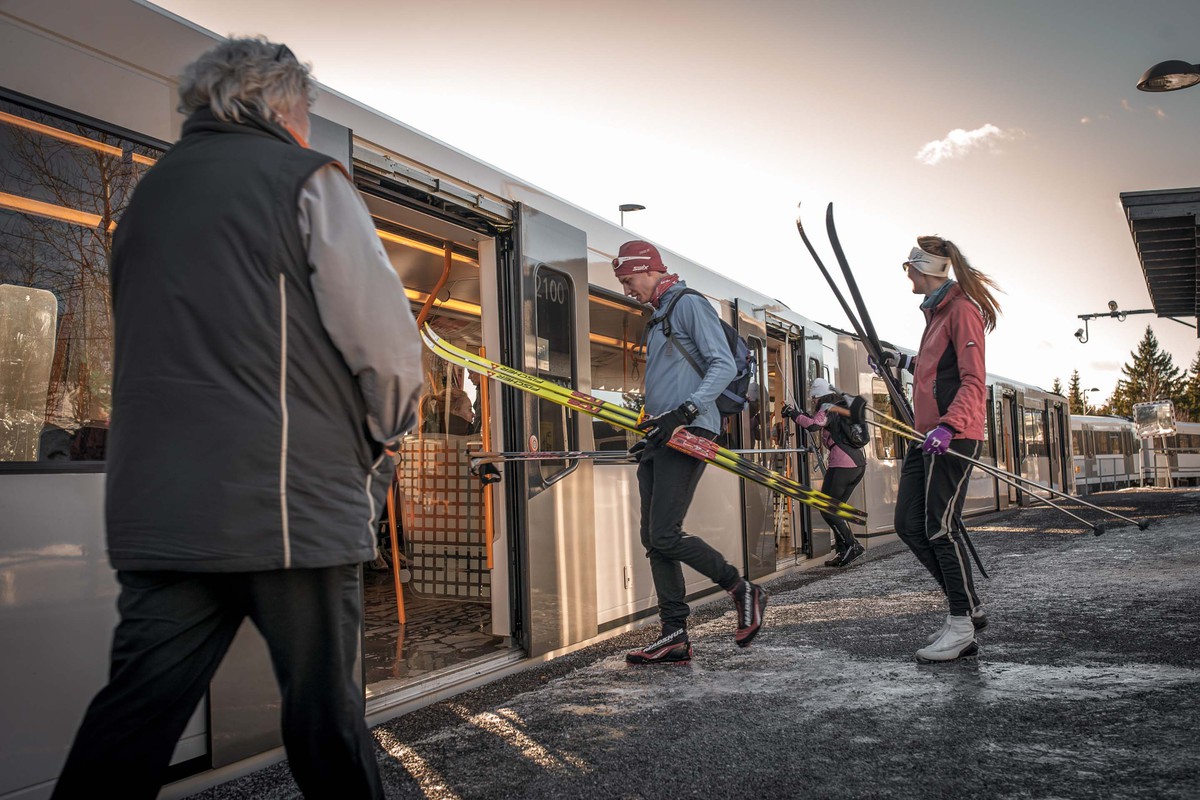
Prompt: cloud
<box><xmin>915</xmin><ymin>124</ymin><xmax>1021</xmax><ymax>165</ymax></box>
<box><xmin>1121</xmin><ymin>99</ymin><xmax>1168</xmax><ymax>119</ymax></box>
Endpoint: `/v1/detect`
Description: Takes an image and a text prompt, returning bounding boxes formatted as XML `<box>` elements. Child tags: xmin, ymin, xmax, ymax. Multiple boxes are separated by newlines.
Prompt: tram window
<box><xmin>0</xmin><ymin>98</ymin><xmax>164</xmax><ymax>465</ymax></box>
<box><xmin>1071</xmin><ymin>430</ymin><xmax>1085</xmax><ymax>456</ymax></box>
<box><xmin>870</xmin><ymin>377</ymin><xmax>898</xmax><ymax>459</ymax></box>
<box><xmin>807</xmin><ymin>357</ymin><xmax>820</xmax><ymax>382</ymax></box>
<box><xmin>1022</xmin><ymin>409</ymin><xmax>1046</xmax><ymax>457</ymax></box>
<box><xmin>532</xmin><ymin>266</ymin><xmax>576</xmax><ymax>477</ymax></box>
<box><xmin>588</xmin><ymin>291</ymin><xmax>645</xmax><ymax>452</ymax></box>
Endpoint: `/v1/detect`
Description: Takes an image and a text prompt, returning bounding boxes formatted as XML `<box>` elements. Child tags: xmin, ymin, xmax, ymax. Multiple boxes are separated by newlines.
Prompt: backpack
<box><xmin>652</xmin><ymin>288</ymin><xmax>755</xmax><ymax>417</ymax></box>
<box><xmin>839</xmin><ymin>414</ymin><xmax>871</xmax><ymax>449</ymax></box>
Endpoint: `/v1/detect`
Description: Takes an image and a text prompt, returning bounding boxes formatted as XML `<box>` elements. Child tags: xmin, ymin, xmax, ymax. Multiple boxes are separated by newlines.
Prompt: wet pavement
<box><xmin>190</xmin><ymin>488</ymin><xmax>1200</xmax><ymax>799</ymax></box>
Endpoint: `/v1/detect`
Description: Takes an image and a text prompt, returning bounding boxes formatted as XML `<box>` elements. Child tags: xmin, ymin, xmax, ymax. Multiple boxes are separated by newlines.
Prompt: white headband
<box><xmin>904</xmin><ymin>246</ymin><xmax>951</xmax><ymax>278</ymax></box>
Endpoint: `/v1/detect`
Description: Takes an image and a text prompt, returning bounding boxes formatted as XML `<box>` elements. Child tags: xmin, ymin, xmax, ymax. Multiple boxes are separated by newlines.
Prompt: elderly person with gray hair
<box><xmin>52</xmin><ymin>38</ymin><xmax>421</xmax><ymax>799</ymax></box>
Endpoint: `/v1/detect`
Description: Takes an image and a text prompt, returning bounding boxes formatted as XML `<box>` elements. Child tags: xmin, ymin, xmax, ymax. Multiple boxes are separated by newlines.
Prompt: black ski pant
<box><xmin>52</xmin><ymin>565</ymin><xmax>383</xmax><ymax>800</ymax></box>
<box><xmin>638</xmin><ymin>430</ymin><xmax>741</xmax><ymax>630</ymax></box>
<box><xmin>820</xmin><ymin>465</ymin><xmax>865</xmax><ymax>553</ymax></box>
<box><xmin>894</xmin><ymin>440</ymin><xmax>983</xmax><ymax>617</ymax></box>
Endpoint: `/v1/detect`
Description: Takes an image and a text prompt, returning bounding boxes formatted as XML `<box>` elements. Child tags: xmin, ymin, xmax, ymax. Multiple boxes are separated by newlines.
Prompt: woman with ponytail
<box><xmin>886</xmin><ymin>235</ymin><xmax>1001</xmax><ymax>663</ymax></box>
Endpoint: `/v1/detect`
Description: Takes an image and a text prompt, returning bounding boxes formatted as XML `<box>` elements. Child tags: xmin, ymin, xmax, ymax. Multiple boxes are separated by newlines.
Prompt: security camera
<box><xmin>1075</xmin><ymin>328</ymin><xmax>1086</xmax><ymax>341</ymax></box>
<box><xmin>1108</xmin><ymin>300</ymin><xmax>1118</xmax><ymax>312</ymax></box>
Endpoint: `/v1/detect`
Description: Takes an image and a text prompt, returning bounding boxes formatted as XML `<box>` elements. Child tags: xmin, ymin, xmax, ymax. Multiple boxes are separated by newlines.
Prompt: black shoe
<box><xmin>824</xmin><ymin>550</ymin><xmax>847</xmax><ymax>567</ymax></box>
<box><xmin>837</xmin><ymin>543</ymin><xmax>865</xmax><ymax>568</ymax></box>
<box><xmin>729</xmin><ymin>580</ymin><xmax>768</xmax><ymax>648</ymax></box>
<box><xmin>626</xmin><ymin>626</ymin><xmax>692</xmax><ymax>665</ymax></box>
<box><xmin>971</xmin><ymin>610</ymin><xmax>988</xmax><ymax>632</ymax></box>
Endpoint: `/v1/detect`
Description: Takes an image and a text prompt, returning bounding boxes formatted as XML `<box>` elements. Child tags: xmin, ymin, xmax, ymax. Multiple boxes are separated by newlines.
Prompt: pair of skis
<box><xmin>421</xmin><ymin>325</ymin><xmax>867</xmax><ymax>524</ymax></box>
<box><xmin>796</xmin><ymin>203</ymin><xmax>990</xmax><ymax>576</ymax></box>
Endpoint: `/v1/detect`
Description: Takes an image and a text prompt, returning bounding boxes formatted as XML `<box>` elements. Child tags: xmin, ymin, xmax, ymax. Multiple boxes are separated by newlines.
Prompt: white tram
<box><xmin>0</xmin><ymin>2</ymin><xmax>1075</xmax><ymax>797</ymax></box>
<box><xmin>1071</xmin><ymin>415</ymin><xmax>1142</xmax><ymax>493</ymax></box>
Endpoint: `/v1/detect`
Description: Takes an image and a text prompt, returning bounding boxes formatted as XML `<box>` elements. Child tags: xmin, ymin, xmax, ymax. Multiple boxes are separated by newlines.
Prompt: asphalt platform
<box><xmin>190</xmin><ymin>487</ymin><xmax>1200</xmax><ymax>799</ymax></box>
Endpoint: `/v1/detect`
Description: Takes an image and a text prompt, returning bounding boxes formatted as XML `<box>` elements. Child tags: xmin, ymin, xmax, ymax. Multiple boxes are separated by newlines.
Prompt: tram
<box><xmin>1070</xmin><ymin>415</ymin><xmax>1142</xmax><ymax>494</ymax></box>
<box><xmin>0</xmin><ymin>2</ymin><xmax>1074</xmax><ymax>797</ymax></box>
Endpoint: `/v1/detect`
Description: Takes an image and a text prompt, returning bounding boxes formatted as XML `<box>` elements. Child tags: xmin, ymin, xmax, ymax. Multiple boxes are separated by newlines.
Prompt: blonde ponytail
<box><xmin>916</xmin><ymin>235</ymin><xmax>1002</xmax><ymax>332</ymax></box>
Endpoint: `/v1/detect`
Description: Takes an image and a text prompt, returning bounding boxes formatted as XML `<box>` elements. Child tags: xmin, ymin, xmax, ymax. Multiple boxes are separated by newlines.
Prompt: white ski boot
<box><xmin>926</xmin><ymin>607</ymin><xmax>988</xmax><ymax>644</ymax></box>
<box><xmin>916</xmin><ymin>615</ymin><xmax>978</xmax><ymax>663</ymax></box>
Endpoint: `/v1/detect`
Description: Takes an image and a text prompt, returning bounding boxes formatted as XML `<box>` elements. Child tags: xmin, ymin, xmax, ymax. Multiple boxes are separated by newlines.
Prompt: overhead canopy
<box><xmin>1120</xmin><ymin>187</ymin><xmax>1200</xmax><ymax>326</ymax></box>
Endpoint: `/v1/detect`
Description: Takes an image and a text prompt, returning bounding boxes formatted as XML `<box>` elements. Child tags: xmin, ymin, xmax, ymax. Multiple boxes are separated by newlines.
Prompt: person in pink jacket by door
<box><xmin>782</xmin><ymin>378</ymin><xmax>867</xmax><ymax>568</ymax></box>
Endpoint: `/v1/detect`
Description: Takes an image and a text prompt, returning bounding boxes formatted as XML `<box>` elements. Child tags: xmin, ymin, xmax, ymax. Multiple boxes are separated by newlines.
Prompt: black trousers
<box><xmin>637</xmin><ymin>432</ymin><xmax>741</xmax><ymax>629</ymax></box>
<box><xmin>820</xmin><ymin>465</ymin><xmax>865</xmax><ymax>552</ymax></box>
<box><xmin>894</xmin><ymin>441</ymin><xmax>983</xmax><ymax>617</ymax></box>
<box><xmin>52</xmin><ymin>565</ymin><xmax>383</xmax><ymax>800</ymax></box>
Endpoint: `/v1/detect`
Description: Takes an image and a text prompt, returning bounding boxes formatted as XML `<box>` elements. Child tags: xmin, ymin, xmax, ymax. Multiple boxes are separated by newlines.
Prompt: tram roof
<box><xmin>1119</xmin><ymin>187</ymin><xmax>1200</xmax><ymax>326</ymax></box>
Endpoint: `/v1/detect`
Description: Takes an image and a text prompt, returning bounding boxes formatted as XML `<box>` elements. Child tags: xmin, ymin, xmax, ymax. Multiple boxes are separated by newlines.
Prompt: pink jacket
<box><xmin>912</xmin><ymin>283</ymin><xmax>987</xmax><ymax>440</ymax></box>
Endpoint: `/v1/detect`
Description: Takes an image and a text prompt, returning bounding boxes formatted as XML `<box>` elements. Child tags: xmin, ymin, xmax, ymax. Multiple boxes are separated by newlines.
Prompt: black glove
<box><xmin>872</xmin><ymin>348</ymin><xmax>915</xmax><ymax>373</ymax></box>
<box><xmin>781</xmin><ymin>403</ymin><xmax>800</xmax><ymax>422</ymax></box>
<box><xmin>627</xmin><ymin>439</ymin><xmax>647</xmax><ymax>462</ymax></box>
<box><xmin>637</xmin><ymin>400</ymin><xmax>700</xmax><ymax>446</ymax></box>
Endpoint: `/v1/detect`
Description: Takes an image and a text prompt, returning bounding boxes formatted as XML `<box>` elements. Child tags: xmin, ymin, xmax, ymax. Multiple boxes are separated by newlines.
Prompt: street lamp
<box><xmin>1086</xmin><ymin>388</ymin><xmax>1101</xmax><ymax>413</ymax></box>
<box><xmin>1137</xmin><ymin>60</ymin><xmax>1200</xmax><ymax>92</ymax></box>
<box><xmin>618</xmin><ymin>203</ymin><xmax>645</xmax><ymax>227</ymax></box>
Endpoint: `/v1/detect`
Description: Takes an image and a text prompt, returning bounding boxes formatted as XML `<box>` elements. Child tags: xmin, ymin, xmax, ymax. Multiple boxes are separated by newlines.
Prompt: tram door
<box><xmin>736</xmin><ymin>301</ymin><xmax>775</xmax><ymax>580</ymax></box>
<box><xmin>999</xmin><ymin>392</ymin><xmax>1020</xmax><ymax>505</ymax></box>
<box><xmin>504</xmin><ymin>204</ymin><xmax>597</xmax><ymax>657</ymax></box>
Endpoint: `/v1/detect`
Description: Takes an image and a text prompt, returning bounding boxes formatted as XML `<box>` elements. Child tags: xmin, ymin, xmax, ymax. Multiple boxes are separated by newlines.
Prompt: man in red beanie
<box><xmin>613</xmin><ymin>240</ymin><xmax>768</xmax><ymax>664</ymax></box>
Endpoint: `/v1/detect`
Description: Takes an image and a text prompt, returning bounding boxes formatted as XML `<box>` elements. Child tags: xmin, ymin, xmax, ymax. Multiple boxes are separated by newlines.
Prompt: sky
<box><xmin>154</xmin><ymin>0</ymin><xmax>1200</xmax><ymax>403</ymax></box>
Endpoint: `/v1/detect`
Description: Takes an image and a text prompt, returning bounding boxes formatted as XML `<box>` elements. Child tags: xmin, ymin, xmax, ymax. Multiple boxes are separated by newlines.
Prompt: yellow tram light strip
<box><xmin>403</xmin><ymin>288</ymin><xmax>481</xmax><ymax>317</ymax></box>
<box><xmin>376</xmin><ymin>228</ymin><xmax>477</xmax><ymax>264</ymax></box>
<box><xmin>0</xmin><ymin>109</ymin><xmax>157</xmax><ymax>166</ymax></box>
<box><xmin>0</xmin><ymin>191</ymin><xmax>116</xmax><ymax>231</ymax></box>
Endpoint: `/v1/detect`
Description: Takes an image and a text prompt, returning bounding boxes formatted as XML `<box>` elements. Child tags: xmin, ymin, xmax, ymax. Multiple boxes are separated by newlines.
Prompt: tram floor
<box><xmin>361</xmin><ymin>568</ymin><xmax>509</xmax><ymax>691</ymax></box>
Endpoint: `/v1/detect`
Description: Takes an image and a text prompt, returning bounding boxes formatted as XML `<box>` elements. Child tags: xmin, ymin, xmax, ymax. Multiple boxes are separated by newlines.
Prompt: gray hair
<box><xmin>178</xmin><ymin>36</ymin><xmax>316</xmax><ymax>123</ymax></box>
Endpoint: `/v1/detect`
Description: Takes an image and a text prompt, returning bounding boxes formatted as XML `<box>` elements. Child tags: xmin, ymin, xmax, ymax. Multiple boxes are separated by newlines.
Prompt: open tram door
<box><xmin>499</xmin><ymin>204</ymin><xmax>598</xmax><ymax>657</ymax></box>
<box><xmin>734</xmin><ymin>301</ymin><xmax>775</xmax><ymax>580</ymax></box>
<box><xmin>996</xmin><ymin>386</ymin><xmax>1021</xmax><ymax>507</ymax></box>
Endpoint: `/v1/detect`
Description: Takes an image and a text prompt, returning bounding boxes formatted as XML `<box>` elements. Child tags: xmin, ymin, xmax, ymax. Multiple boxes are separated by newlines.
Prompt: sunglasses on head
<box><xmin>274</xmin><ymin>44</ymin><xmax>294</xmax><ymax>62</ymax></box>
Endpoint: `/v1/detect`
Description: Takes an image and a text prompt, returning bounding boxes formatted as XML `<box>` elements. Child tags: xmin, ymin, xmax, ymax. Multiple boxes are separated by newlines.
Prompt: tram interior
<box><xmin>361</xmin><ymin>195</ymin><xmax>510</xmax><ymax>694</ymax></box>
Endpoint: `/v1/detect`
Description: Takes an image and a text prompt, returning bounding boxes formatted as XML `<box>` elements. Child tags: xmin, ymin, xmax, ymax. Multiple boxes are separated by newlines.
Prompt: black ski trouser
<box><xmin>894</xmin><ymin>440</ymin><xmax>983</xmax><ymax>617</ymax></box>
<box><xmin>638</xmin><ymin>429</ymin><xmax>741</xmax><ymax>629</ymax></box>
<box><xmin>52</xmin><ymin>565</ymin><xmax>383</xmax><ymax>800</ymax></box>
<box><xmin>820</xmin><ymin>465</ymin><xmax>865</xmax><ymax>553</ymax></box>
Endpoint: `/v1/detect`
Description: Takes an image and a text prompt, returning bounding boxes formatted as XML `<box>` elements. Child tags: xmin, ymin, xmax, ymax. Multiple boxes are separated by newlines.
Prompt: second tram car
<box><xmin>1071</xmin><ymin>415</ymin><xmax>1141</xmax><ymax>494</ymax></box>
<box><xmin>1140</xmin><ymin>420</ymin><xmax>1200</xmax><ymax>487</ymax></box>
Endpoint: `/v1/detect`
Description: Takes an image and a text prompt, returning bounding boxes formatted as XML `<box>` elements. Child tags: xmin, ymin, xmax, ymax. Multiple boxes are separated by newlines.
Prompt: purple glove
<box><xmin>921</xmin><ymin>424</ymin><xmax>953</xmax><ymax>455</ymax></box>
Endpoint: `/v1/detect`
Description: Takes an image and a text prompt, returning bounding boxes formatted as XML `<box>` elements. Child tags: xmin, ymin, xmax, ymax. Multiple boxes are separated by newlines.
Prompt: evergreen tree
<box><xmin>1067</xmin><ymin>370</ymin><xmax>1087</xmax><ymax>415</ymax></box>
<box><xmin>1051</xmin><ymin>377</ymin><xmax>1064</xmax><ymax>395</ymax></box>
<box><xmin>1108</xmin><ymin>326</ymin><xmax>1183</xmax><ymax>416</ymax></box>
<box><xmin>1177</xmin><ymin>350</ymin><xmax>1200</xmax><ymax>423</ymax></box>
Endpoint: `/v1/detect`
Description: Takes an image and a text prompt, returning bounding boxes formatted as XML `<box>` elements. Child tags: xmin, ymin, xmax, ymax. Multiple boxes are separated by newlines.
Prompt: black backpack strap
<box><xmin>646</xmin><ymin>288</ymin><xmax>705</xmax><ymax>377</ymax></box>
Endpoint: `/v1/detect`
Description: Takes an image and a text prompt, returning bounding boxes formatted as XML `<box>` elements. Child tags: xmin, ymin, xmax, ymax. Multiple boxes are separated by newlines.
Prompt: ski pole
<box><xmin>468</xmin><ymin>446</ymin><xmax>815</xmax><ymax>465</ymax></box>
<box><xmin>862</xmin><ymin>415</ymin><xmax>1111</xmax><ymax>535</ymax></box>
<box><xmin>867</xmin><ymin>406</ymin><xmax>1149</xmax><ymax>530</ymax></box>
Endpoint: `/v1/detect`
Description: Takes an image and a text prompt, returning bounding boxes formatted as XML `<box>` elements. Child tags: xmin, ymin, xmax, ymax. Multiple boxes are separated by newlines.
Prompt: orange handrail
<box><xmin>386</xmin><ymin>477</ymin><xmax>406</xmax><ymax>625</ymax></box>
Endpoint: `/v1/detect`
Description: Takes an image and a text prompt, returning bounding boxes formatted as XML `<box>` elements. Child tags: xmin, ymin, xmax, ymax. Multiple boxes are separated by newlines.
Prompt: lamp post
<box><xmin>618</xmin><ymin>203</ymin><xmax>645</xmax><ymax>227</ymax></box>
<box><xmin>1137</xmin><ymin>60</ymin><xmax>1200</xmax><ymax>92</ymax></box>
<box><xmin>1073</xmin><ymin>299</ymin><xmax>1195</xmax><ymax>343</ymax></box>
<box><xmin>1086</xmin><ymin>387</ymin><xmax>1102</xmax><ymax>414</ymax></box>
